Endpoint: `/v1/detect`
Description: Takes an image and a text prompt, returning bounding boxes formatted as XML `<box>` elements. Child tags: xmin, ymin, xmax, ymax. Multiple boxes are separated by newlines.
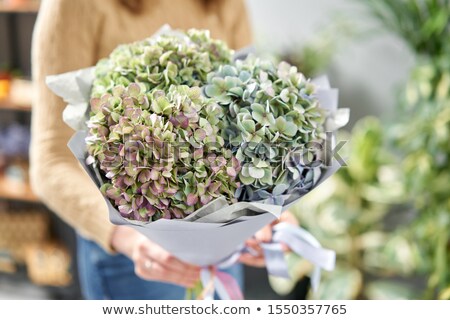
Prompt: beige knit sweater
<box><xmin>30</xmin><ymin>0</ymin><xmax>252</xmax><ymax>252</ymax></box>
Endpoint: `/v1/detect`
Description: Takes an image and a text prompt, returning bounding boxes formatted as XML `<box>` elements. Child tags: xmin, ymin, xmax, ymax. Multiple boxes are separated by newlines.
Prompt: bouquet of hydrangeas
<box><xmin>47</xmin><ymin>26</ymin><xmax>348</xmax><ymax>299</ymax></box>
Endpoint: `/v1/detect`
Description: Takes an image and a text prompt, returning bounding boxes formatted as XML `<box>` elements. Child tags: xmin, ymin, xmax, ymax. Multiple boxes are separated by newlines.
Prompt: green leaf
<box><xmin>236</xmin><ymin>148</ymin><xmax>245</xmax><ymax>162</ymax></box>
<box><xmin>187</xmin><ymin>86</ymin><xmax>201</xmax><ymax>101</ymax></box>
<box><xmin>222</xmin><ymin>65</ymin><xmax>238</xmax><ymax>77</ymax></box>
<box><xmin>154</xmin><ymin>96</ymin><xmax>171</xmax><ymax>115</ymax></box>
<box><xmin>365</xmin><ymin>281</ymin><xmax>416</xmax><ymax>300</ymax></box>
<box><xmin>260</xmin><ymin>169</ymin><xmax>273</xmax><ymax>185</ymax></box>
<box><xmin>241</xmin><ymin>164</ymin><xmax>250</xmax><ymax>177</ymax></box>
<box><xmin>248</xmin><ymin>166</ymin><xmax>265</xmax><ymax>179</ymax></box>
<box><xmin>251</xmin><ymin>103</ymin><xmax>265</xmax><ymax>114</ymax></box>
<box><xmin>280</xmin><ymin>88</ymin><xmax>290</xmax><ymax>102</ymax></box>
<box><xmin>273</xmin><ymin>184</ymin><xmax>288</xmax><ymax>196</ymax></box>
<box><xmin>110</xmin><ymin>112</ymin><xmax>120</xmax><ymax>122</ymax></box>
<box><xmin>239</xmin><ymin>71</ymin><xmax>251</xmax><ymax>83</ymax></box>
<box><xmin>241</xmin><ymin>120</ymin><xmax>256</xmax><ymax>133</ymax></box>
<box><xmin>216</xmin><ymin>94</ymin><xmax>232</xmax><ymax>104</ymax></box>
<box><xmin>239</xmin><ymin>172</ymin><xmax>255</xmax><ymax>185</ymax></box>
<box><xmin>122</xmin><ymin>126</ymin><xmax>133</xmax><ymax>134</ymax></box>
<box><xmin>249</xmin><ymin>133</ymin><xmax>262</xmax><ymax>144</ymax></box>
<box><xmin>313</xmin><ymin>267</ymin><xmax>363</xmax><ymax>300</ymax></box>
<box><xmin>225</xmin><ymin>76</ymin><xmax>240</xmax><ymax>89</ymax></box>
<box><xmin>159</xmin><ymin>50</ymin><xmax>173</xmax><ymax>65</ymax></box>
<box><xmin>284</xmin><ymin>122</ymin><xmax>298</xmax><ymax>137</ymax></box>
<box><xmin>228</xmin><ymin>87</ymin><xmax>244</xmax><ymax>97</ymax></box>
<box><xmin>252</xmin><ymin>111</ymin><xmax>264</xmax><ymax>123</ymax></box>
<box><xmin>128</xmin><ymin>83</ymin><xmax>141</xmax><ymax>97</ymax></box>
<box><xmin>204</xmin><ymin>85</ymin><xmax>222</xmax><ymax>97</ymax></box>
<box><xmin>275</xmin><ymin>117</ymin><xmax>286</xmax><ymax>131</ymax></box>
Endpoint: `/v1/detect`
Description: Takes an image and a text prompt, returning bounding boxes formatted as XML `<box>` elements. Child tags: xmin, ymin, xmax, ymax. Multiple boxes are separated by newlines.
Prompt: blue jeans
<box><xmin>76</xmin><ymin>235</ymin><xmax>244</xmax><ymax>300</ymax></box>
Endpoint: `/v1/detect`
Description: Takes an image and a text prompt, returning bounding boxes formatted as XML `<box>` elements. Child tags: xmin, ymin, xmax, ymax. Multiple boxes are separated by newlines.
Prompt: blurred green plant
<box><xmin>391</xmin><ymin>59</ymin><xmax>450</xmax><ymax>298</ymax></box>
<box><xmin>271</xmin><ymin>119</ymin><xmax>422</xmax><ymax>299</ymax></box>
<box><xmin>278</xmin><ymin>19</ymin><xmax>355</xmax><ymax>78</ymax></box>
<box><xmin>271</xmin><ymin>0</ymin><xmax>450</xmax><ymax>299</ymax></box>
<box><xmin>365</xmin><ymin>0</ymin><xmax>450</xmax><ymax>57</ymax></box>
<box><xmin>365</xmin><ymin>0</ymin><xmax>450</xmax><ymax>298</ymax></box>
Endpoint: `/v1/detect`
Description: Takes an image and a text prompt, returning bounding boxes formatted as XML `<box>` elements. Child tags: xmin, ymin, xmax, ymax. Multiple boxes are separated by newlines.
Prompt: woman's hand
<box><xmin>111</xmin><ymin>225</ymin><xmax>201</xmax><ymax>288</ymax></box>
<box><xmin>239</xmin><ymin>210</ymin><xmax>298</xmax><ymax>268</ymax></box>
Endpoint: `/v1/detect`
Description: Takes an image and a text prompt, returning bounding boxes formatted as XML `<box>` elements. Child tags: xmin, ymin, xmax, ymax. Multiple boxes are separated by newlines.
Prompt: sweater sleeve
<box><xmin>30</xmin><ymin>0</ymin><xmax>115</xmax><ymax>252</ymax></box>
<box><xmin>229</xmin><ymin>0</ymin><xmax>253</xmax><ymax>49</ymax></box>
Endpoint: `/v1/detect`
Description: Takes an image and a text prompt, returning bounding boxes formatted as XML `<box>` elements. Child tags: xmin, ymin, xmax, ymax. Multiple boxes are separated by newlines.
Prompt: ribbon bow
<box><xmin>199</xmin><ymin>222</ymin><xmax>336</xmax><ymax>300</ymax></box>
<box><xmin>261</xmin><ymin>222</ymin><xmax>336</xmax><ymax>291</ymax></box>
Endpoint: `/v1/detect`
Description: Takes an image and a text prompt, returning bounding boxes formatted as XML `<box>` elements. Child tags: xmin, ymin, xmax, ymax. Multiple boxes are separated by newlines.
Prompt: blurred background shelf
<box><xmin>0</xmin><ymin>0</ymin><xmax>83</xmax><ymax>301</ymax></box>
<box><xmin>0</xmin><ymin>266</ymin><xmax>80</xmax><ymax>300</ymax></box>
<box><xmin>0</xmin><ymin>268</ymin><xmax>50</xmax><ymax>299</ymax></box>
<box><xmin>0</xmin><ymin>174</ymin><xmax>38</xmax><ymax>202</ymax></box>
<box><xmin>0</xmin><ymin>97</ymin><xmax>31</xmax><ymax>111</ymax></box>
<box><xmin>0</xmin><ymin>2</ymin><xmax>39</xmax><ymax>13</ymax></box>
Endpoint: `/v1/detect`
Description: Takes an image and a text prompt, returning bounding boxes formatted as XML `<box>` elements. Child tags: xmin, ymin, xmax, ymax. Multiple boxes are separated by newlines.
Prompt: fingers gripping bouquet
<box><xmin>47</xmin><ymin>27</ymin><xmax>349</xmax><ymax>299</ymax></box>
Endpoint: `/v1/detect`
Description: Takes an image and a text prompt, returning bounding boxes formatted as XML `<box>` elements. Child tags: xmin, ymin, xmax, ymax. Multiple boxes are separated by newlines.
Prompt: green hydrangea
<box><xmin>86</xmin><ymin>29</ymin><xmax>240</xmax><ymax>221</ymax></box>
<box><xmin>204</xmin><ymin>56</ymin><xmax>326</xmax><ymax>202</ymax></box>
<box><xmin>91</xmin><ymin>29</ymin><xmax>233</xmax><ymax>98</ymax></box>
<box><xmin>87</xmin><ymin>83</ymin><xmax>240</xmax><ymax>221</ymax></box>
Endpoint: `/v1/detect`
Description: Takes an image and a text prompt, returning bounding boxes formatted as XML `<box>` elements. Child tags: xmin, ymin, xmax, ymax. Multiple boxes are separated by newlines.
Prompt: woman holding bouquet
<box><xmin>31</xmin><ymin>0</ymin><xmax>296</xmax><ymax>299</ymax></box>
